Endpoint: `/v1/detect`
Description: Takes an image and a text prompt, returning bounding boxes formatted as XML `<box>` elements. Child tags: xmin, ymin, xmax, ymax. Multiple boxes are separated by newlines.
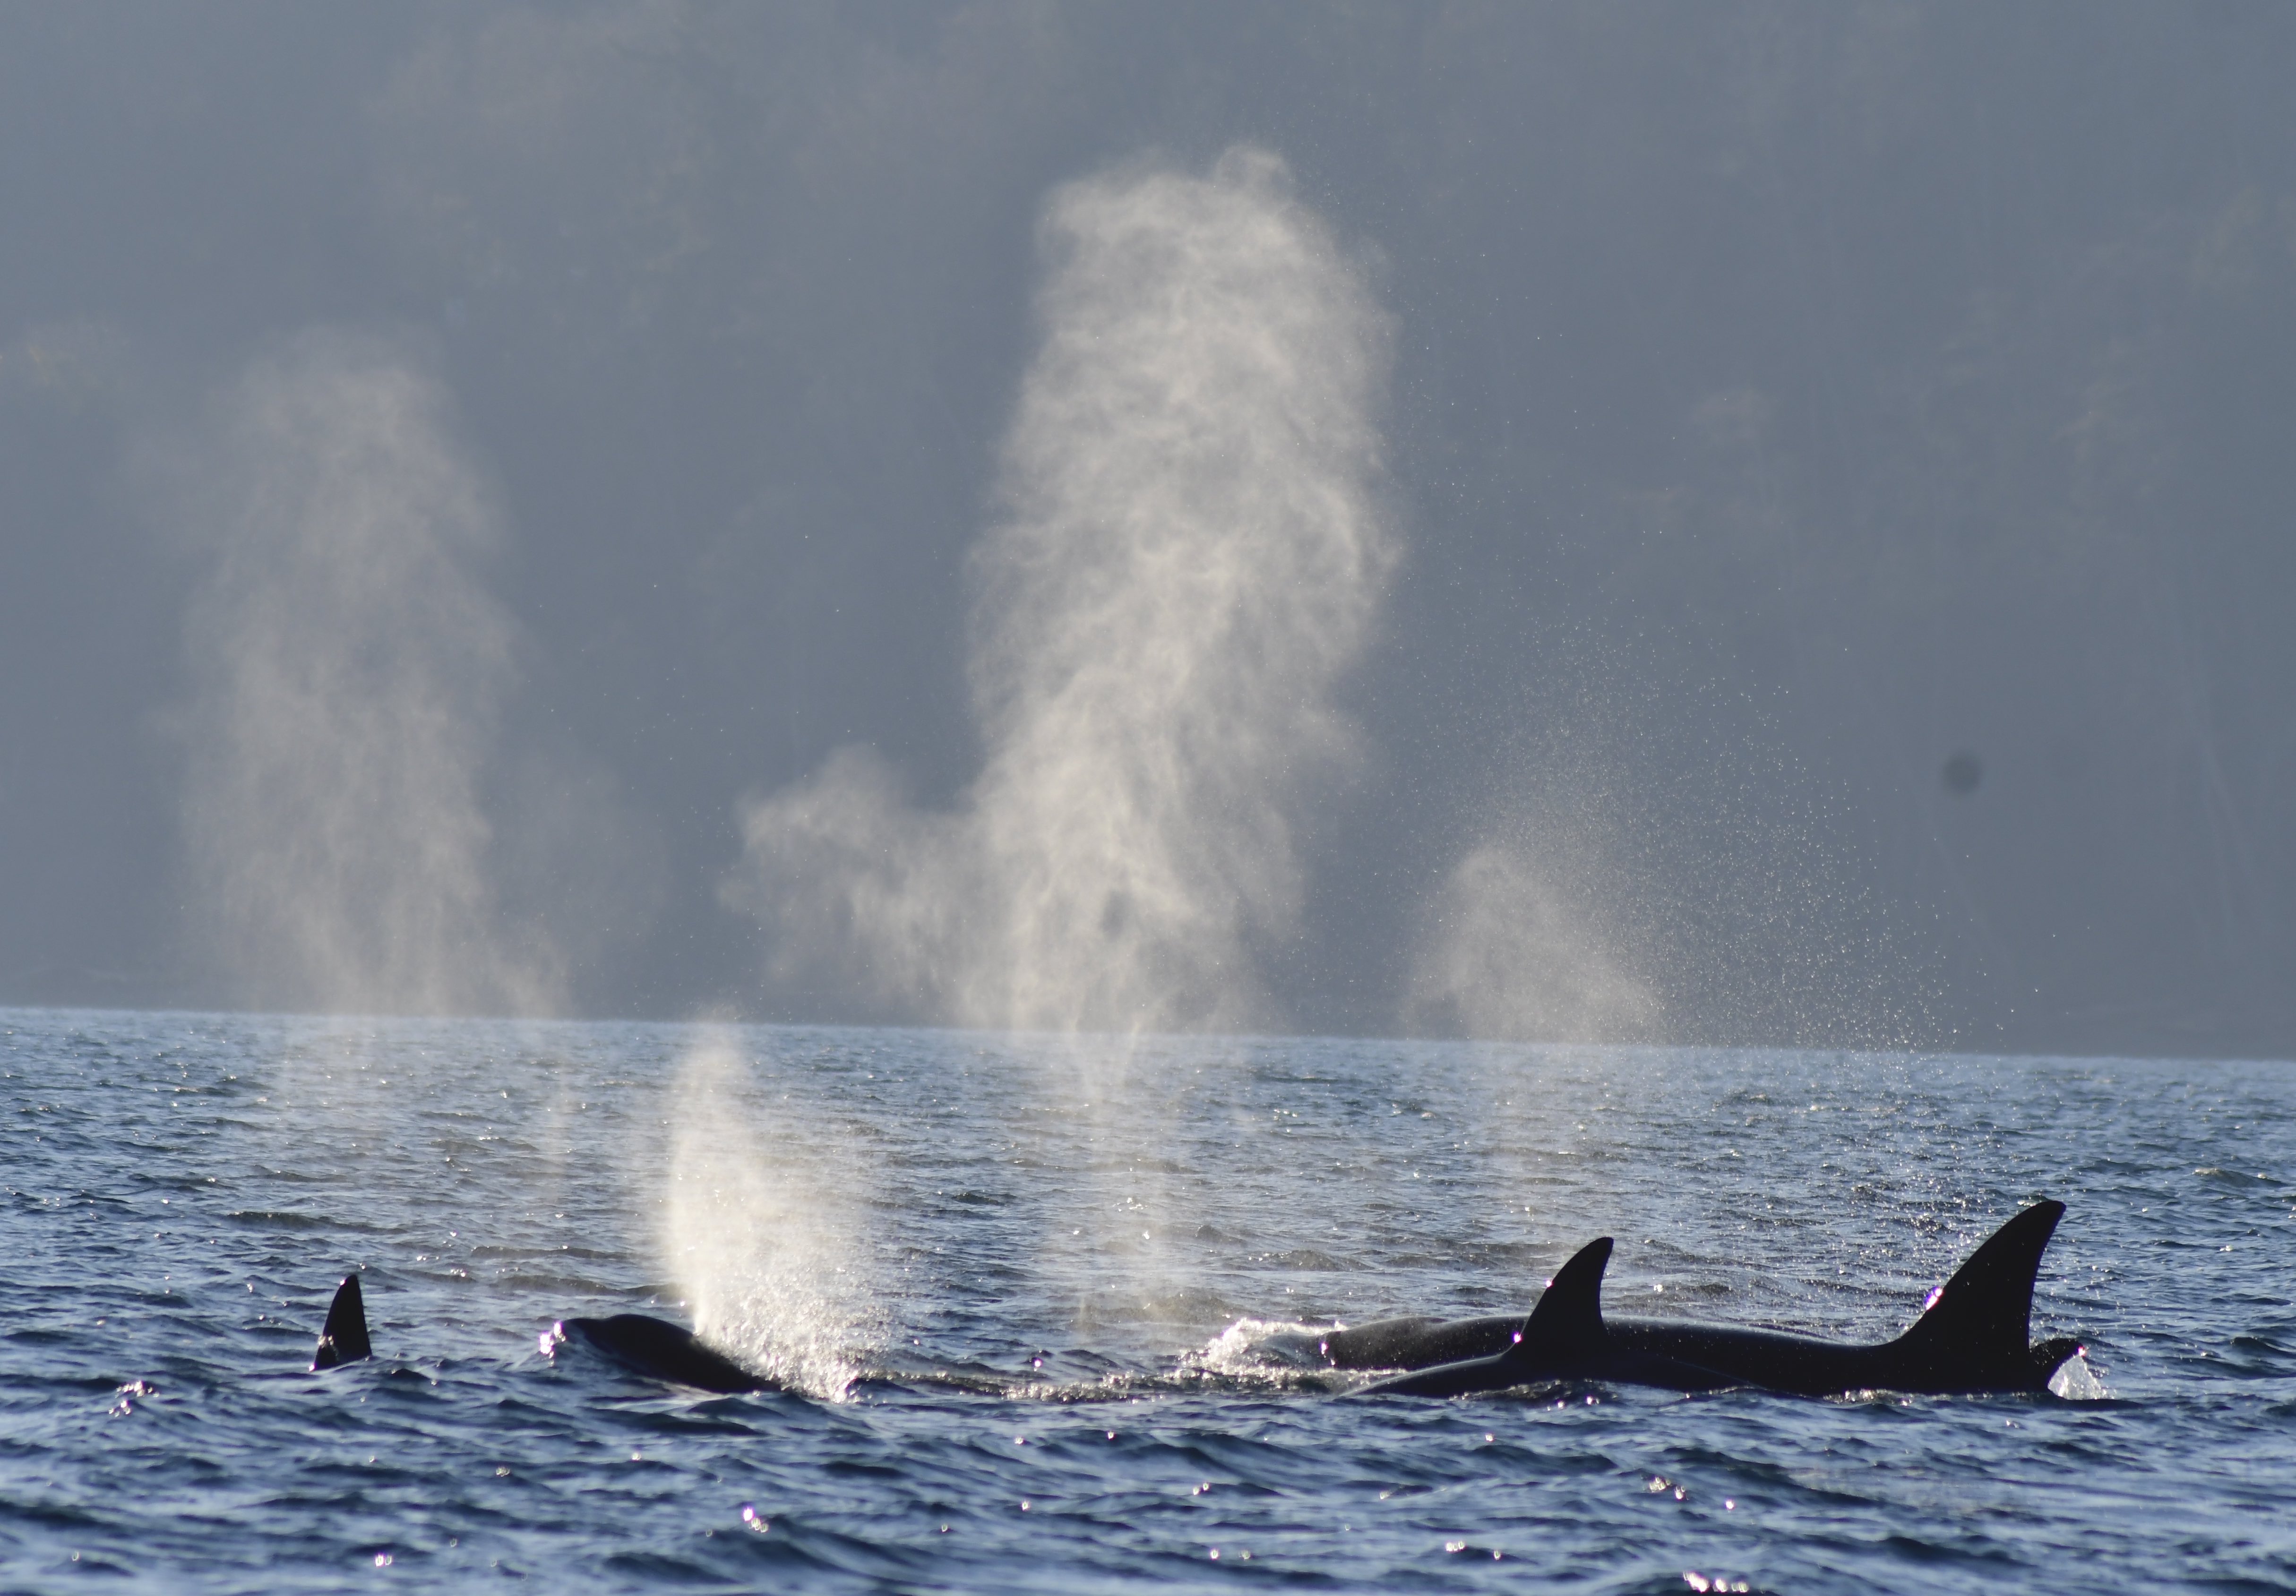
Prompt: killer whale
<box><xmin>302</xmin><ymin>1202</ymin><xmax>2079</xmax><ymax>1398</ymax></box>
<box><xmin>1348</xmin><ymin>1200</ymin><xmax>2083</xmax><ymax>1399</ymax></box>
<box><xmin>542</xmin><ymin>1315</ymin><xmax>776</xmax><ymax>1394</ymax></box>
<box><xmin>305</xmin><ymin>1275</ymin><xmax>773</xmax><ymax>1393</ymax></box>
<box><xmin>311</xmin><ymin>1275</ymin><xmax>372</xmax><ymax>1370</ymax></box>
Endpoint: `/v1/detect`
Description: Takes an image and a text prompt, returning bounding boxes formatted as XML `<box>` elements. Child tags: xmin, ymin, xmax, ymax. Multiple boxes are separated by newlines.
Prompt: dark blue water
<box><xmin>4</xmin><ymin>1008</ymin><xmax>2292</xmax><ymax>1592</ymax></box>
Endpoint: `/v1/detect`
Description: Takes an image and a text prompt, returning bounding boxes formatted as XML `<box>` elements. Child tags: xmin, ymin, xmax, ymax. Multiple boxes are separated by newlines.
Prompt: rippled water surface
<box><xmin>4</xmin><ymin>1008</ymin><xmax>2293</xmax><ymax>1592</ymax></box>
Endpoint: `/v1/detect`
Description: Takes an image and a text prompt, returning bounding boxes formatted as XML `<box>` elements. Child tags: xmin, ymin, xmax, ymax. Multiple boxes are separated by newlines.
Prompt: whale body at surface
<box><xmin>304</xmin><ymin>1274</ymin><xmax>774</xmax><ymax>1393</ymax></box>
<box><xmin>1346</xmin><ymin>1201</ymin><xmax>2083</xmax><ymax>1399</ymax></box>
<box><xmin>542</xmin><ymin>1314</ymin><xmax>776</xmax><ymax>1394</ymax></box>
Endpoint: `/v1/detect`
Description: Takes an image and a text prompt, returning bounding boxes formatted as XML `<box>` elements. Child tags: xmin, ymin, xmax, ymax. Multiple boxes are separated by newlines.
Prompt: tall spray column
<box><xmin>174</xmin><ymin>331</ymin><xmax>555</xmax><ymax>1017</ymax></box>
<box><xmin>728</xmin><ymin>146</ymin><xmax>1394</xmax><ymax>1036</ymax></box>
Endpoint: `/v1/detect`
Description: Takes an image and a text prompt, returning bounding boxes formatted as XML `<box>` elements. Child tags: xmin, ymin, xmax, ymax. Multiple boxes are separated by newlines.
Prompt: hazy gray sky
<box><xmin>3</xmin><ymin>1</ymin><xmax>2290</xmax><ymax>1056</ymax></box>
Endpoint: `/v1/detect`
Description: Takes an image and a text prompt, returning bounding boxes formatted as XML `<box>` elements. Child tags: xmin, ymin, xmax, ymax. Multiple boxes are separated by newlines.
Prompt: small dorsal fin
<box><xmin>1505</xmin><ymin>1236</ymin><xmax>1612</xmax><ymax>1363</ymax></box>
<box><xmin>312</xmin><ymin>1274</ymin><xmax>372</xmax><ymax>1370</ymax></box>
<box><xmin>1889</xmin><ymin>1201</ymin><xmax>2063</xmax><ymax>1380</ymax></box>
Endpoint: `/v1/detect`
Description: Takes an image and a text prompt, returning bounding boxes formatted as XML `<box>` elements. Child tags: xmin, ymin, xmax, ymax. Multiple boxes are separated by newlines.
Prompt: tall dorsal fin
<box><xmin>1888</xmin><ymin>1200</ymin><xmax>2063</xmax><ymax>1379</ymax></box>
<box><xmin>312</xmin><ymin>1274</ymin><xmax>372</xmax><ymax>1370</ymax></box>
<box><xmin>1505</xmin><ymin>1236</ymin><xmax>1612</xmax><ymax>1363</ymax></box>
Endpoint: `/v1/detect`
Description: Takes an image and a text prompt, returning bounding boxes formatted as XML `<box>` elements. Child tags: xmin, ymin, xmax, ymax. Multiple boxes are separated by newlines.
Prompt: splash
<box><xmin>1186</xmin><ymin>1316</ymin><xmax>1355</xmax><ymax>1387</ymax></box>
<box><xmin>661</xmin><ymin>1034</ymin><xmax>878</xmax><ymax>1399</ymax></box>
<box><xmin>2049</xmin><ymin>1353</ymin><xmax>2111</xmax><ymax>1400</ymax></box>
<box><xmin>726</xmin><ymin>146</ymin><xmax>1394</xmax><ymax>1035</ymax></box>
<box><xmin>171</xmin><ymin>330</ymin><xmax>556</xmax><ymax>1017</ymax></box>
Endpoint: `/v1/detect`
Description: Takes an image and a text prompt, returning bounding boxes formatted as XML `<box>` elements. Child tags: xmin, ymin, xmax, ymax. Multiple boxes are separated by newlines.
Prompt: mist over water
<box><xmin>727</xmin><ymin>147</ymin><xmax>1394</xmax><ymax>1037</ymax></box>
<box><xmin>167</xmin><ymin>332</ymin><xmax>557</xmax><ymax>1019</ymax></box>
<box><xmin>661</xmin><ymin>1033</ymin><xmax>879</xmax><ymax>1399</ymax></box>
<box><xmin>5</xmin><ymin>8</ymin><xmax>2290</xmax><ymax>1054</ymax></box>
<box><xmin>1409</xmin><ymin>842</ymin><xmax>1662</xmax><ymax>1045</ymax></box>
<box><xmin>6</xmin><ymin>14</ymin><xmax>2294</xmax><ymax>1589</ymax></box>
<box><xmin>1405</xmin><ymin>689</ymin><xmax>1932</xmax><ymax>1051</ymax></box>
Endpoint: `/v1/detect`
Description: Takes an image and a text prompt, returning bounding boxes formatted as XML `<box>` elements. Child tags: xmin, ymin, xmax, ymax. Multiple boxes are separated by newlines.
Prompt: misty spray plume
<box><xmin>662</xmin><ymin>1034</ymin><xmax>878</xmax><ymax>1399</ymax></box>
<box><xmin>173</xmin><ymin>330</ymin><xmax>556</xmax><ymax>1016</ymax></box>
<box><xmin>727</xmin><ymin>146</ymin><xmax>1394</xmax><ymax>1035</ymax></box>
<box><xmin>1408</xmin><ymin>841</ymin><xmax>1663</xmax><ymax>1044</ymax></box>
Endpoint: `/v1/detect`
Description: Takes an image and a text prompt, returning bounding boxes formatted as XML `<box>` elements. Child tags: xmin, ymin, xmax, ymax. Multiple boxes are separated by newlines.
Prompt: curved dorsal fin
<box><xmin>1889</xmin><ymin>1200</ymin><xmax>2063</xmax><ymax>1376</ymax></box>
<box><xmin>1506</xmin><ymin>1236</ymin><xmax>1612</xmax><ymax>1363</ymax></box>
<box><xmin>312</xmin><ymin>1274</ymin><xmax>372</xmax><ymax>1370</ymax></box>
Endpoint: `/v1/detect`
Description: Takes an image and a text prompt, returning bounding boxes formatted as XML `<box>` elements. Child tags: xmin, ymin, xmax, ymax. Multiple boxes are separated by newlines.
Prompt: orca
<box><xmin>311</xmin><ymin>1275</ymin><xmax>372</xmax><ymax>1370</ymax></box>
<box><xmin>305</xmin><ymin>1273</ymin><xmax>771</xmax><ymax>1394</ymax></box>
<box><xmin>1348</xmin><ymin>1201</ymin><xmax>2084</xmax><ymax>1399</ymax></box>
<box><xmin>543</xmin><ymin>1314</ymin><xmax>777</xmax><ymax>1394</ymax></box>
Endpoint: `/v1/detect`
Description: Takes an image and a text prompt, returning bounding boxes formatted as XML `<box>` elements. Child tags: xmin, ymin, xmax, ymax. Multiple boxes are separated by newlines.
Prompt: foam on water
<box><xmin>3</xmin><ymin>1008</ymin><xmax>2291</xmax><ymax>1592</ymax></box>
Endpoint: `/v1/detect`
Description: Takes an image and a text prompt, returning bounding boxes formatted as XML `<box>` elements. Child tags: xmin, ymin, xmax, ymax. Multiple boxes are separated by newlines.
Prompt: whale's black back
<box><xmin>1353</xmin><ymin>1201</ymin><xmax>2080</xmax><ymax>1398</ymax></box>
<box><xmin>553</xmin><ymin>1314</ymin><xmax>773</xmax><ymax>1394</ymax></box>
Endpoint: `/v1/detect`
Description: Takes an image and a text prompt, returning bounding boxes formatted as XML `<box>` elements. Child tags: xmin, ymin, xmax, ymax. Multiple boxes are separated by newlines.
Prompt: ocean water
<box><xmin>3</xmin><ymin>1007</ymin><xmax>2291</xmax><ymax>1593</ymax></box>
